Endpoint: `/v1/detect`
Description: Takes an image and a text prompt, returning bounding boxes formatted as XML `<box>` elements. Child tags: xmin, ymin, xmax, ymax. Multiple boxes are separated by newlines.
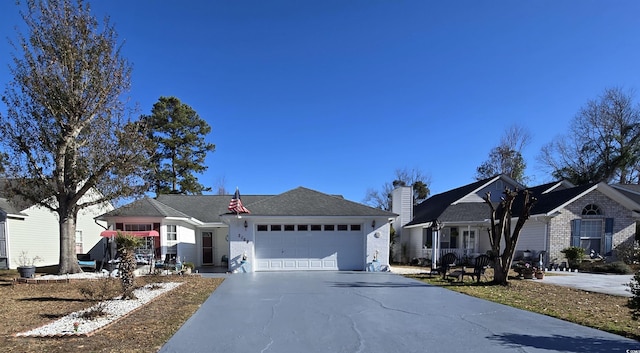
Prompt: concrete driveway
<box><xmin>159</xmin><ymin>272</ymin><xmax>639</xmax><ymax>353</ymax></box>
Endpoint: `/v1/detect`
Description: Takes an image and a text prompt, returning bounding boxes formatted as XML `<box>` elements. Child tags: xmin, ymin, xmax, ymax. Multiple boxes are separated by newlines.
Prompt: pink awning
<box><xmin>100</xmin><ymin>230</ymin><xmax>159</xmax><ymax>237</ymax></box>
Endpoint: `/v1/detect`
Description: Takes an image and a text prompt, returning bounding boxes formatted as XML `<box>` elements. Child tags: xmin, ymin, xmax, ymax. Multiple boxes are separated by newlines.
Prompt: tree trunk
<box><xmin>58</xmin><ymin>212</ymin><xmax>82</xmax><ymax>274</ymax></box>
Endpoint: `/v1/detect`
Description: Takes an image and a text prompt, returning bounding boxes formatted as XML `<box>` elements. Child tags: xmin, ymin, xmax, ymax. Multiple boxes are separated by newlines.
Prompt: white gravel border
<box><xmin>16</xmin><ymin>281</ymin><xmax>183</xmax><ymax>337</ymax></box>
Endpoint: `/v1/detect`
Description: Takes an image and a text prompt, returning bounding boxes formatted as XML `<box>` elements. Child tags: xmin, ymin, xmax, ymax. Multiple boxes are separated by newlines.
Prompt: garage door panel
<box><xmin>255</xmin><ymin>230</ymin><xmax>363</xmax><ymax>271</ymax></box>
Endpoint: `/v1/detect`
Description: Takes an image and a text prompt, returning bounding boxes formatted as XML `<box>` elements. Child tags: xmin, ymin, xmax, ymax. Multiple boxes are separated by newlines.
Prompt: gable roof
<box><xmin>405</xmin><ymin>176</ymin><xmax>501</xmax><ymax>227</ymax></box>
<box><xmin>98</xmin><ymin>187</ymin><xmax>396</xmax><ymax>223</ymax></box>
<box><xmin>239</xmin><ymin>187</ymin><xmax>396</xmax><ymax>217</ymax></box>
<box><xmin>99</xmin><ymin>197</ymin><xmax>192</xmax><ymax>219</ymax></box>
<box><xmin>404</xmin><ymin>176</ymin><xmax>640</xmax><ymax>229</ymax></box>
<box><xmin>611</xmin><ymin>184</ymin><xmax>640</xmax><ymax>205</ymax></box>
<box><xmin>0</xmin><ymin>179</ymin><xmax>40</xmax><ymax>214</ymax></box>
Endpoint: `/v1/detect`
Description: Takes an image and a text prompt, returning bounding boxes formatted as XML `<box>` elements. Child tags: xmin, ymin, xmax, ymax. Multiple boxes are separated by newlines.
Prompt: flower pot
<box><xmin>17</xmin><ymin>266</ymin><xmax>36</xmax><ymax>278</ymax></box>
<box><xmin>522</xmin><ymin>272</ymin><xmax>534</xmax><ymax>279</ymax></box>
<box><xmin>535</xmin><ymin>272</ymin><xmax>544</xmax><ymax>279</ymax></box>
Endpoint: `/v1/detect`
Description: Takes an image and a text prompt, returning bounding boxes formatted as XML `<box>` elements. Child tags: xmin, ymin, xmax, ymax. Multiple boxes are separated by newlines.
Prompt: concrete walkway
<box><xmin>159</xmin><ymin>272</ymin><xmax>639</xmax><ymax>353</ymax></box>
<box><xmin>540</xmin><ymin>270</ymin><xmax>634</xmax><ymax>297</ymax></box>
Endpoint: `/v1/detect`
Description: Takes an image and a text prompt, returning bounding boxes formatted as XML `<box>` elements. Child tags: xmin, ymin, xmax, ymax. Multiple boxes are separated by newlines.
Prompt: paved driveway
<box><xmin>159</xmin><ymin>272</ymin><xmax>639</xmax><ymax>353</ymax></box>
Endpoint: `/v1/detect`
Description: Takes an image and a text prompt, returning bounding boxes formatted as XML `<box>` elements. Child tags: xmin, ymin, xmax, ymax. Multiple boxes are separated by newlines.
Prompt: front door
<box><xmin>202</xmin><ymin>232</ymin><xmax>214</xmax><ymax>265</ymax></box>
<box><xmin>463</xmin><ymin>230</ymin><xmax>476</xmax><ymax>256</ymax></box>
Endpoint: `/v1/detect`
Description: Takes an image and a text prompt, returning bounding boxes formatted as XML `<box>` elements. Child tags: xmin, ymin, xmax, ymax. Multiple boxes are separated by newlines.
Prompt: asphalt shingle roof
<box><xmin>244</xmin><ymin>187</ymin><xmax>396</xmax><ymax>217</ymax></box>
<box><xmin>406</xmin><ymin>176</ymin><xmax>496</xmax><ymax>227</ymax></box>
<box><xmin>99</xmin><ymin>187</ymin><xmax>396</xmax><ymax>222</ymax></box>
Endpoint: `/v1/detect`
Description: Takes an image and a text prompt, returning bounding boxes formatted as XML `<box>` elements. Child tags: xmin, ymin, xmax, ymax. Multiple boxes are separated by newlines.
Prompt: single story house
<box><xmin>393</xmin><ymin>175</ymin><xmax>640</xmax><ymax>267</ymax></box>
<box><xmin>0</xmin><ymin>180</ymin><xmax>114</xmax><ymax>269</ymax></box>
<box><xmin>97</xmin><ymin>187</ymin><xmax>396</xmax><ymax>272</ymax></box>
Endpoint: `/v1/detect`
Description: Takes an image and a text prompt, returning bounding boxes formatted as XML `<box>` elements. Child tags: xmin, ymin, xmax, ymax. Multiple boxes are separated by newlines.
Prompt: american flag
<box><xmin>228</xmin><ymin>187</ymin><xmax>250</xmax><ymax>214</ymax></box>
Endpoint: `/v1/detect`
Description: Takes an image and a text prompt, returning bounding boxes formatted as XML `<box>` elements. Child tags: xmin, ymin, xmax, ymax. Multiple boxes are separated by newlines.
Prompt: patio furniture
<box><xmin>466</xmin><ymin>254</ymin><xmax>491</xmax><ymax>283</ymax></box>
<box><xmin>438</xmin><ymin>252</ymin><xmax>458</xmax><ymax>279</ymax></box>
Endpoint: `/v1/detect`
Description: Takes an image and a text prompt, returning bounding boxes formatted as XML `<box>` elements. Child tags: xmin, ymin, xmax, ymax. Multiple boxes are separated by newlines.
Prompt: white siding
<box><xmin>517</xmin><ymin>220</ymin><xmax>547</xmax><ymax>252</ymax></box>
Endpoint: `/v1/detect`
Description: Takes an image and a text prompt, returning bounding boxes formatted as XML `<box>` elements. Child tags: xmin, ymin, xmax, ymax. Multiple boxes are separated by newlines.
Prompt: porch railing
<box><xmin>417</xmin><ymin>248</ymin><xmax>480</xmax><ymax>264</ymax></box>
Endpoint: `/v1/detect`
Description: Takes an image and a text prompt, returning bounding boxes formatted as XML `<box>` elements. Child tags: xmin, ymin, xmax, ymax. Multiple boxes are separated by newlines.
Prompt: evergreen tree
<box><xmin>143</xmin><ymin>96</ymin><xmax>215</xmax><ymax>195</ymax></box>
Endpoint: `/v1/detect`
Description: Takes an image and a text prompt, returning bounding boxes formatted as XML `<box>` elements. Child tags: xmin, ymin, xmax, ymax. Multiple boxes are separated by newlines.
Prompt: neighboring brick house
<box><xmin>394</xmin><ymin>175</ymin><xmax>640</xmax><ymax>267</ymax></box>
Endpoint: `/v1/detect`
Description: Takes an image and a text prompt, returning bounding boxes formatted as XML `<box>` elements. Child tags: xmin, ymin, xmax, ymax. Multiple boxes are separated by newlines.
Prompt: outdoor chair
<box><xmin>466</xmin><ymin>254</ymin><xmax>491</xmax><ymax>283</ymax></box>
<box><xmin>438</xmin><ymin>252</ymin><xmax>458</xmax><ymax>279</ymax></box>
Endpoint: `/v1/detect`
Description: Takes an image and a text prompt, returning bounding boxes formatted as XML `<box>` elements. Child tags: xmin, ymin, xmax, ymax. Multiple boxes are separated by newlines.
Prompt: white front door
<box><xmin>463</xmin><ymin>230</ymin><xmax>476</xmax><ymax>256</ymax></box>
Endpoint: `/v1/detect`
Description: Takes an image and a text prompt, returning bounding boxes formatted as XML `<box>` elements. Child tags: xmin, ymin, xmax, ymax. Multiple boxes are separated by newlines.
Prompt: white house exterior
<box><xmin>98</xmin><ymin>187</ymin><xmax>396</xmax><ymax>272</ymax></box>
<box><xmin>397</xmin><ymin>175</ymin><xmax>640</xmax><ymax>267</ymax></box>
<box><xmin>0</xmin><ymin>188</ymin><xmax>113</xmax><ymax>269</ymax></box>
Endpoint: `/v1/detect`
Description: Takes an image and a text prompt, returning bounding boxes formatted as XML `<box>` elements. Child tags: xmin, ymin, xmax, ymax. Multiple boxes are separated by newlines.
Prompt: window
<box><xmin>125</xmin><ymin>224</ymin><xmax>152</xmax><ymax>231</ymax></box>
<box><xmin>582</xmin><ymin>204</ymin><xmax>602</xmax><ymax>215</ymax></box>
<box><xmin>257</xmin><ymin>225</ymin><xmax>268</xmax><ymax>231</ymax></box>
<box><xmin>337</xmin><ymin>224</ymin><xmax>348</xmax><ymax>231</ymax></box>
<box><xmin>324</xmin><ymin>225</ymin><xmax>335</xmax><ymax>231</ymax></box>
<box><xmin>297</xmin><ymin>225</ymin><xmax>308</xmax><ymax>231</ymax></box>
<box><xmin>166</xmin><ymin>225</ymin><xmax>177</xmax><ymax>241</ymax></box>
<box><xmin>311</xmin><ymin>225</ymin><xmax>322</xmax><ymax>231</ymax></box>
<box><xmin>75</xmin><ymin>230</ymin><xmax>83</xmax><ymax>254</ymax></box>
<box><xmin>350</xmin><ymin>224</ymin><xmax>361</xmax><ymax>231</ymax></box>
<box><xmin>580</xmin><ymin>219</ymin><xmax>602</xmax><ymax>252</ymax></box>
<box><xmin>422</xmin><ymin>228</ymin><xmax>433</xmax><ymax>248</ymax></box>
<box><xmin>284</xmin><ymin>225</ymin><xmax>295</xmax><ymax>231</ymax></box>
<box><xmin>270</xmin><ymin>225</ymin><xmax>282</xmax><ymax>231</ymax></box>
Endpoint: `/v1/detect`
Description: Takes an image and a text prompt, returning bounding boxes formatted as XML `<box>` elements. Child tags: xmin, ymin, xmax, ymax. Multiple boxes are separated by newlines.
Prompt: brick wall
<box><xmin>547</xmin><ymin>189</ymin><xmax>636</xmax><ymax>264</ymax></box>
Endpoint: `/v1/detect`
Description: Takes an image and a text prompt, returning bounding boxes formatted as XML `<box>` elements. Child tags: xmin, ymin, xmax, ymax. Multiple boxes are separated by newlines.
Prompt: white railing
<box><xmin>418</xmin><ymin>248</ymin><xmax>479</xmax><ymax>264</ymax></box>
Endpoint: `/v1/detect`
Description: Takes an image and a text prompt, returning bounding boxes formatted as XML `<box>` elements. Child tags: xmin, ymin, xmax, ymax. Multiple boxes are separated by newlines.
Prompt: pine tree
<box><xmin>143</xmin><ymin>96</ymin><xmax>215</xmax><ymax>195</ymax></box>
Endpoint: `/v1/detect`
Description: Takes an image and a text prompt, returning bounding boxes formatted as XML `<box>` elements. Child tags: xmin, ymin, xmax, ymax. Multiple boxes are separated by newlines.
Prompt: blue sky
<box><xmin>1</xmin><ymin>1</ymin><xmax>640</xmax><ymax>203</ymax></box>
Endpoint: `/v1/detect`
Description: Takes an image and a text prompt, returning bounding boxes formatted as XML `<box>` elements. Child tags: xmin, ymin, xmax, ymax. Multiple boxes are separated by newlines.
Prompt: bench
<box><xmin>78</xmin><ymin>260</ymin><xmax>96</xmax><ymax>270</ymax></box>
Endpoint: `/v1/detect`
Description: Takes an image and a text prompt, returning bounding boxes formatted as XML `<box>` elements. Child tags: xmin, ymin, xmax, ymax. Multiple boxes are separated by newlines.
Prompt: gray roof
<box><xmin>612</xmin><ymin>184</ymin><xmax>640</xmax><ymax>205</ymax></box>
<box><xmin>243</xmin><ymin>187</ymin><xmax>396</xmax><ymax>217</ymax></box>
<box><xmin>99</xmin><ymin>197</ymin><xmax>191</xmax><ymax>219</ymax></box>
<box><xmin>99</xmin><ymin>187</ymin><xmax>396</xmax><ymax>222</ymax></box>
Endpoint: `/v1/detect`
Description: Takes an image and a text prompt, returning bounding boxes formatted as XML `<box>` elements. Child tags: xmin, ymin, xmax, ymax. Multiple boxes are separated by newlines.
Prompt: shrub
<box><xmin>561</xmin><ymin>246</ymin><xmax>585</xmax><ymax>268</ymax></box>
<box><xmin>629</xmin><ymin>271</ymin><xmax>640</xmax><ymax>319</ymax></box>
<box><xmin>615</xmin><ymin>240</ymin><xmax>639</xmax><ymax>265</ymax></box>
<box><xmin>580</xmin><ymin>261</ymin><xmax>632</xmax><ymax>274</ymax></box>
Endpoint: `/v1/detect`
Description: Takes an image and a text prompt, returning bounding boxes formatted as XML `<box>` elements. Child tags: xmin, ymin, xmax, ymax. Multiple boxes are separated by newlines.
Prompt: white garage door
<box><xmin>255</xmin><ymin>225</ymin><xmax>364</xmax><ymax>271</ymax></box>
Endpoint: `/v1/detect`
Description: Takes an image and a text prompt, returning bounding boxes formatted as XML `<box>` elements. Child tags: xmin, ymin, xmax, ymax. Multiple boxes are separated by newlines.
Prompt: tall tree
<box><xmin>539</xmin><ymin>87</ymin><xmax>640</xmax><ymax>185</ymax></box>
<box><xmin>364</xmin><ymin>167</ymin><xmax>431</xmax><ymax>210</ymax></box>
<box><xmin>0</xmin><ymin>0</ymin><xmax>151</xmax><ymax>274</ymax></box>
<box><xmin>476</xmin><ymin>124</ymin><xmax>531</xmax><ymax>183</ymax></box>
<box><xmin>484</xmin><ymin>188</ymin><xmax>536</xmax><ymax>285</ymax></box>
<box><xmin>143</xmin><ymin>96</ymin><xmax>215</xmax><ymax>195</ymax></box>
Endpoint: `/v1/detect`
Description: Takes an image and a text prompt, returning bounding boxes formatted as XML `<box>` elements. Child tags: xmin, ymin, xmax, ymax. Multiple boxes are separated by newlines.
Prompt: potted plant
<box><xmin>561</xmin><ymin>246</ymin><xmax>585</xmax><ymax>269</ymax></box>
<box><xmin>534</xmin><ymin>268</ymin><xmax>544</xmax><ymax>279</ymax></box>
<box><xmin>17</xmin><ymin>251</ymin><xmax>42</xmax><ymax>278</ymax></box>
<box><xmin>182</xmin><ymin>262</ymin><xmax>195</xmax><ymax>274</ymax></box>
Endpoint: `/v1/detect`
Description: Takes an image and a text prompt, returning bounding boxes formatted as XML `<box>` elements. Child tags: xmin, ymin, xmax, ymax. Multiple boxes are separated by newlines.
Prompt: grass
<box><xmin>0</xmin><ymin>269</ymin><xmax>223</xmax><ymax>352</ymax></box>
<box><xmin>407</xmin><ymin>268</ymin><xmax>640</xmax><ymax>341</ymax></box>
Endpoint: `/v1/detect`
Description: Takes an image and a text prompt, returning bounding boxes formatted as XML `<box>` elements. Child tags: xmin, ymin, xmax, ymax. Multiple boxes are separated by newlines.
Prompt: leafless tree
<box><xmin>538</xmin><ymin>87</ymin><xmax>640</xmax><ymax>185</ymax></box>
<box><xmin>363</xmin><ymin>167</ymin><xmax>431</xmax><ymax>210</ymax></box>
<box><xmin>476</xmin><ymin>124</ymin><xmax>531</xmax><ymax>184</ymax></box>
<box><xmin>484</xmin><ymin>188</ymin><xmax>536</xmax><ymax>285</ymax></box>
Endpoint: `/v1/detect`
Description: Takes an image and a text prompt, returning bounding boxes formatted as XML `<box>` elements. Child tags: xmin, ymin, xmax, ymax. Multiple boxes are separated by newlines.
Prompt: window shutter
<box><xmin>604</xmin><ymin>218</ymin><xmax>613</xmax><ymax>255</ymax></box>
<box><xmin>571</xmin><ymin>219</ymin><xmax>581</xmax><ymax>247</ymax></box>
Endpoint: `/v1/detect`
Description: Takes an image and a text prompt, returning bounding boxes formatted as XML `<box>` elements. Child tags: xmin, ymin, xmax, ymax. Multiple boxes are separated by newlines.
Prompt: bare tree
<box><xmin>476</xmin><ymin>124</ymin><xmax>531</xmax><ymax>183</ymax></box>
<box><xmin>0</xmin><ymin>0</ymin><xmax>151</xmax><ymax>274</ymax></box>
<box><xmin>484</xmin><ymin>188</ymin><xmax>536</xmax><ymax>285</ymax></box>
<box><xmin>539</xmin><ymin>87</ymin><xmax>640</xmax><ymax>185</ymax></box>
<box><xmin>363</xmin><ymin>167</ymin><xmax>431</xmax><ymax>210</ymax></box>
